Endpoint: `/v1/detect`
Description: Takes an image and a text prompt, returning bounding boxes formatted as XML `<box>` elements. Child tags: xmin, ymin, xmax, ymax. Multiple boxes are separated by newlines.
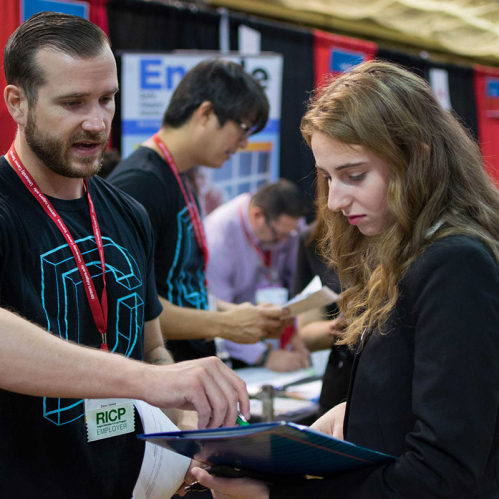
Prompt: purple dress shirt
<box><xmin>204</xmin><ymin>193</ymin><xmax>300</xmax><ymax>365</ymax></box>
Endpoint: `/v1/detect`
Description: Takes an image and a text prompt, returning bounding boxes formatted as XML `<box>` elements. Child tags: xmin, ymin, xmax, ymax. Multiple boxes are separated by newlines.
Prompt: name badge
<box><xmin>255</xmin><ymin>286</ymin><xmax>288</xmax><ymax>306</ymax></box>
<box><xmin>85</xmin><ymin>398</ymin><xmax>135</xmax><ymax>442</ymax></box>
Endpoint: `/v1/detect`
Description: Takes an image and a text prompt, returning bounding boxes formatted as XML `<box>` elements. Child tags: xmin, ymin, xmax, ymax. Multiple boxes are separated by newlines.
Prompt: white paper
<box><xmin>285</xmin><ymin>380</ymin><xmax>323</xmax><ymax>401</ymax></box>
<box><xmin>302</xmin><ymin>275</ymin><xmax>322</xmax><ymax>295</ymax></box>
<box><xmin>238</xmin><ymin>25</ymin><xmax>261</xmax><ymax>55</ymax></box>
<box><xmin>236</xmin><ymin>365</ymin><xmax>317</xmax><ymax>396</ymax></box>
<box><xmin>235</xmin><ymin>349</ymin><xmax>329</xmax><ymax>395</ymax></box>
<box><xmin>218</xmin><ymin>7</ymin><xmax>230</xmax><ymax>54</ymax></box>
<box><xmin>132</xmin><ymin>401</ymin><xmax>190</xmax><ymax>499</ymax></box>
<box><xmin>429</xmin><ymin>68</ymin><xmax>452</xmax><ymax>111</ymax></box>
<box><xmin>249</xmin><ymin>397</ymin><xmax>316</xmax><ymax>417</ymax></box>
<box><xmin>284</xmin><ymin>276</ymin><xmax>340</xmax><ymax>316</ymax></box>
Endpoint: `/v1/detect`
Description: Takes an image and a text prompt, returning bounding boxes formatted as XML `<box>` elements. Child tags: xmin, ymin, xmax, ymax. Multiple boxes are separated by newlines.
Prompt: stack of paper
<box><xmin>285</xmin><ymin>379</ymin><xmax>323</xmax><ymax>402</ymax></box>
<box><xmin>249</xmin><ymin>397</ymin><xmax>317</xmax><ymax>417</ymax></box>
<box><xmin>235</xmin><ymin>366</ymin><xmax>317</xmax><ymax>396</ymax></box>
<box><xmin>284</xmin><ymin>276</ymin><xmax>340</xmax><ymax>316</ymax></box>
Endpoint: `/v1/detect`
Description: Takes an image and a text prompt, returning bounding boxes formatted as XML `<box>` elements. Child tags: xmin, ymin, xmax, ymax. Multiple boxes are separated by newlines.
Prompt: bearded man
<box><xmin>0</xmin><ymin>11</ymin><xmax>248</xmax><ymax>499</ymax></box>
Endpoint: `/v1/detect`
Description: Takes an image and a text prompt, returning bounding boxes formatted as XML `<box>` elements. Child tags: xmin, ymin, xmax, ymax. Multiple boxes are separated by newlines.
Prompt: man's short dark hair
<box><xmin>252</xmin><ymin>179</ymin><xmax>309</xmax><ymax>220</ymax></box>
<box><xmin>162</xmin><ymin>58</ymin><xmax>269</xmax><ymax>135</ymax></box>
<box><xmin>4</xmin><ymin>11</ymin><xmax>110</xmax><ymax>106</ymax></box>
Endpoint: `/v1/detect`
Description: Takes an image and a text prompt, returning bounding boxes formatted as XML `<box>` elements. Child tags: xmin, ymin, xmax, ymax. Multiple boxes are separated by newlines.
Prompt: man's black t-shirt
<box><xmin>0</xmin><ymin>157</ymin><xmax>162</xmax><ymax>499</ymax></box>
<box><xmin>108</xmin><ymin>146</ymin><xmax>216</xmax><ymax>362</ymax></box>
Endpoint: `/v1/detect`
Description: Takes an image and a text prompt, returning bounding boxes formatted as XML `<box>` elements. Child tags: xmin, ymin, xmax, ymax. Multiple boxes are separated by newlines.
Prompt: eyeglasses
<box><xmin>264</xmin><ymin>217</ymin><xmax>280</xmax><ymax>243</ymax></box>
<box><xmin>236</xmin><ymin>121</ymin><xmax>257</xmax><ymax>139</ymax></box>
<box><xmin>264</xmin><ymin>216</ymin><xmax>297</xmax><ymax>244</ymax></box>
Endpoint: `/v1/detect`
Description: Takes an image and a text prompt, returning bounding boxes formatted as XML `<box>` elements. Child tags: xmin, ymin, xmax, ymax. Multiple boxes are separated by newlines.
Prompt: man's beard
<box><xmin>24</xmin><ymin>112</ymin><xmax>108</xmax><ymax>179</ymax></box>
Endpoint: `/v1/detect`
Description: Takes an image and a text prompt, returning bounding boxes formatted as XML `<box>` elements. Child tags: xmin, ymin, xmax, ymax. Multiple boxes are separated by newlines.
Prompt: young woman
<box><xmin>191</xmin><ymin>61</ymin><xmax>499</xmax><ymax>498</ymax></box>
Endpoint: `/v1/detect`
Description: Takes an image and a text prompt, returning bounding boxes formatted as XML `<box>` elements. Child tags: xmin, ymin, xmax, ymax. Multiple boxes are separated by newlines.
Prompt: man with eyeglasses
<box><xmin>204</xmin><ymin>180</ymin><xmax>311</xmax><ymax>371</ymax></box>
<box><xmin>109</xmin><ymin>59</ymin><xmax>291</xmax><ymax>367</ymax></box>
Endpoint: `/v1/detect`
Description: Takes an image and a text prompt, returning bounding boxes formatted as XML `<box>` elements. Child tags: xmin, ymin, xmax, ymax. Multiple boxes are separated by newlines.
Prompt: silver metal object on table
<box><xmin>258</xmin><ymin>384</ymin><xmax>275</xmax><ymax>422</ymax></box>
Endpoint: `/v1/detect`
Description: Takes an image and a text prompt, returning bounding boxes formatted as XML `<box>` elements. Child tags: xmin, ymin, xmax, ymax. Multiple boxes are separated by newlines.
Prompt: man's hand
<box><xmin>222</xmin><ymin>303</ymin><xmax>291</xmax><ymax>343</ymax></box>
<box><xmin>310</xmin><ymin>401</ymin><xmax>347</xmax><ymax>440</ymax></box>
<box><xmin>264</xmin><ymin>349</ymin><xmax>308</xmax><ymax>372</ymax></box>
<box><xmin>287</xmin><ymin>332</ymin><xmax>311</xmax><ymax>367</ymax></box>
<box><xmin>142</xmin><ymin>356</ymin><xmax>249</xmax><ymax>429</ymax></box>
<box><xmin>327</xmin><ymin>316</ymin><xmax>346</xmax><ymax>341</ymax></box>
<box><xmin>256</xmin><ymin>303</ymin><xmax>293</xmax><ymax>338</ymax></box>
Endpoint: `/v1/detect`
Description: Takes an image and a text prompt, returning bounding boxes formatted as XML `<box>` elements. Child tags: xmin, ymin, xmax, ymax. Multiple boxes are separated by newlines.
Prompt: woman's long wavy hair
<box><xmin>301</xmin><ymin>61</ymin><xmax>499</xmax><ymax>346</ymax></box>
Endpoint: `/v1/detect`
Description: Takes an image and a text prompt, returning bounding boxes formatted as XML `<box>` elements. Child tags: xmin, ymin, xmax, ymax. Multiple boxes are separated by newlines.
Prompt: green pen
<box><xmin>237</xmin><ymin>411</ymin><xmax>250</xmax><ymax>426</ymax></box>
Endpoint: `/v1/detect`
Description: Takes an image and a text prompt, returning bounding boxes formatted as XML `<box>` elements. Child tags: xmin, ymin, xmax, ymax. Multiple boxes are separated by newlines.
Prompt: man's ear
<box><xmin>4</xmin><ymin>85</ymin><xmax>29</xmax><ymax>127</ymax></box>
<box><xmin>194</xmin><ymin>101</ymin><xmax>215</xmax><ymax>126</ymax></box>
<box><xmin>249</xmin><ymin>204</ymin><xmax>265</xmax><ymax>222</ymax></box>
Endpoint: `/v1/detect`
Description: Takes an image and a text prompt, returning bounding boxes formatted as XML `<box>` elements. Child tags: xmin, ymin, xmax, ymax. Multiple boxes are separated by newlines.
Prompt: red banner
<box><xmin>0</xmin><ymin>0</ymin><xmax>20</xmax><ymax>155</ymax></box>
<box><xmin>474</xmin><ymin>65</ymin><xmax>499</xmax><ymax>185</ymax></box>
<box><xmin>313</xmin><ymin>29</ymin><xmax>377</xmax><ymax>88</ymax></box>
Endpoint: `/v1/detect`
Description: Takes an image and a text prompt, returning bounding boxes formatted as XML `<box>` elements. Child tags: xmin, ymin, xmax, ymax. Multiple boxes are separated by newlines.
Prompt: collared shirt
<box><xmin>204</xmin><ymin>193</ymin><xmax>300</xmax><ymax>365</ymax></box>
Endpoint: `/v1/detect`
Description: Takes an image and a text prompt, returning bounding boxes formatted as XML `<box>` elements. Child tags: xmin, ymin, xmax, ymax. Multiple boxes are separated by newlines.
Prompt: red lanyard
<box><xmin>8</xmin><ymin>145</ymin><xmax>109</xmax><ymax>350</ymax></box>
<box><xmin>238</xmin><ymin>203</ymin><xmax>272</xmax><ymax>268</ymax></box>
<box><xmin>152</xmin><ymin>134</ymin><xmax>209</xmax><ymax>271</ymax></box>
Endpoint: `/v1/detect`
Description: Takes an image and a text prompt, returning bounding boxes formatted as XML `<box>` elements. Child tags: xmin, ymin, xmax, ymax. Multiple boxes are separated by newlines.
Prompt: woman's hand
<box><xmin>311</xmin><ymin>401</ymin><xmax>347</xmax><ymax>440</ymax></box>
<box><xmin>191</xmin><ymin>467</ymin><xmax>270</xmax><ymax>499</ymax></box>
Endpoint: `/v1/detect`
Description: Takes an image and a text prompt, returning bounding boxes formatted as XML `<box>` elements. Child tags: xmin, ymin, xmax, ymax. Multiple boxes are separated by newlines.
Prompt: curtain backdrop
<box><xmin>107</xmin><ymin>0</ymin><xmax>220</xmax><ymax>51</ymax></box>
<box><xmin>227</xmin><ymin>14</ymin><xmax>315</xmax><ymax>201</ymax></box>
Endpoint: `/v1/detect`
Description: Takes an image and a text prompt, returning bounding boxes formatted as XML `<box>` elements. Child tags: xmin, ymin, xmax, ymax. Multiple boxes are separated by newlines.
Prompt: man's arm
<box><xmin>0</xmin><ymin>308</ymin><xmax>150</xmax><ymax>399</ymax></box>
<box><xmin>143</xmin><ymin>317</ymin><xmax>197</xmax><ymax>429</ymax></box>
<box><xmin>0</xmin><ymin>309</ymin><xmax>249</xmax><ymax>429</ymax></box>
<box><xmin>158</xmin><ymin>296</ymin><xmax>288</xmax><ymax>344</ymax></box>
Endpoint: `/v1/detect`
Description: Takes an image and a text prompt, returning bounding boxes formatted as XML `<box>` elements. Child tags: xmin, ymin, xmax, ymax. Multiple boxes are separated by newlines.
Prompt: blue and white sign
<box><xmin>329</xmin><ymin>48</ymin><xmax>365</xmax><ymax>74</ymax></box>
<box><xmin>486</xmin><ymin>78</ymin><xmax>499</xmax><ymax>98</ymax></box>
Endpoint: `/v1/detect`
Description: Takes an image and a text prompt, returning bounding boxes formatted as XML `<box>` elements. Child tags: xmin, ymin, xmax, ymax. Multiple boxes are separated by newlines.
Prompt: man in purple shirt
<box><xmin>205</xmin><ymin>180</ymin><xmax>311</xmax><ymax>371</ymax></box>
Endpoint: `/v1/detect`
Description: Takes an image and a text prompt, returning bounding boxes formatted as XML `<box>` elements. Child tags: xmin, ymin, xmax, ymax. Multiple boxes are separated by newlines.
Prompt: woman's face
<box><xmin>311</xmin><ymin>132</ymin><xmax>393</xmax><ymax>237</ymax></box>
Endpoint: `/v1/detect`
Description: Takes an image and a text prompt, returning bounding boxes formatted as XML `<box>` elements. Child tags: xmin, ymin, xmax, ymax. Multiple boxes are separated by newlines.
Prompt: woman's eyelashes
<box><xmin>317</xmin><ymin>168</ymin><xmax>366</xmax><ymax>183</ymax></box>
<box><xmin>348</xmin><ymin>172</ymin><xmax>366</xmax><ymax>182</ymax></box>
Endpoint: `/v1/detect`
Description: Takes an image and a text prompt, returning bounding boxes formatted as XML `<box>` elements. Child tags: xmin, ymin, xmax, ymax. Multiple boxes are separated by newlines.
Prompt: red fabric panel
<box><xmin>0</xmin><ymin>0</ymin><xmax>20</xmax><ymax>155</ymax></box>
<box><xmin>89</xmin><ymin>0</ymin><xmax>109</xmax><ymax>35</ymax></box>
<box><xmin>313</xmin><ymin>29</ymin><xmax>377</xmax><ymax>88</ymax></box>
<box><xmin>474</xmin><ymin>65</ymin><xmax>499</xmax><ymax>186</ymax></box>
<box><xmin>280</xmin><ymin>325</ymin><xmax>295</xmax><ymax>349</ymax></box>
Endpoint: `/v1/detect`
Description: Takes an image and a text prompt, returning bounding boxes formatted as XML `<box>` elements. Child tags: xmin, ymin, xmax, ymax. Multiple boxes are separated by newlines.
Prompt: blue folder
<box><xmin>138</xmin><ymin>421</ymin><xmax>394</xmax><ymax>478</ymax></box>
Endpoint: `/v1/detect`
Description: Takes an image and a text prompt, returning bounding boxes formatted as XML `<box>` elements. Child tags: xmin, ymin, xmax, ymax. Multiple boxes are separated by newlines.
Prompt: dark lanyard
<box><xmin>152</xmin><ymin>134</ymin><xmax>209</xmax><ymax>271</ymax></box>
<box><xmin>238</xmin><ymin>203</ymin><xmax>272</xmax><ymax>268</ymax></box>
<box><xmin>8</xmin><ymin>145</ymin><xmax>109</xmax><ymax>350</ymax></box>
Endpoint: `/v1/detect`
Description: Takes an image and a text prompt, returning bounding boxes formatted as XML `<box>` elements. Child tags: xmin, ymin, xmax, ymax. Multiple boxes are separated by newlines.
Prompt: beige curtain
<box><xmin>208</xmin><ymin>0</ymin><xmax>499</xmax><ymax>62</ymax></box>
